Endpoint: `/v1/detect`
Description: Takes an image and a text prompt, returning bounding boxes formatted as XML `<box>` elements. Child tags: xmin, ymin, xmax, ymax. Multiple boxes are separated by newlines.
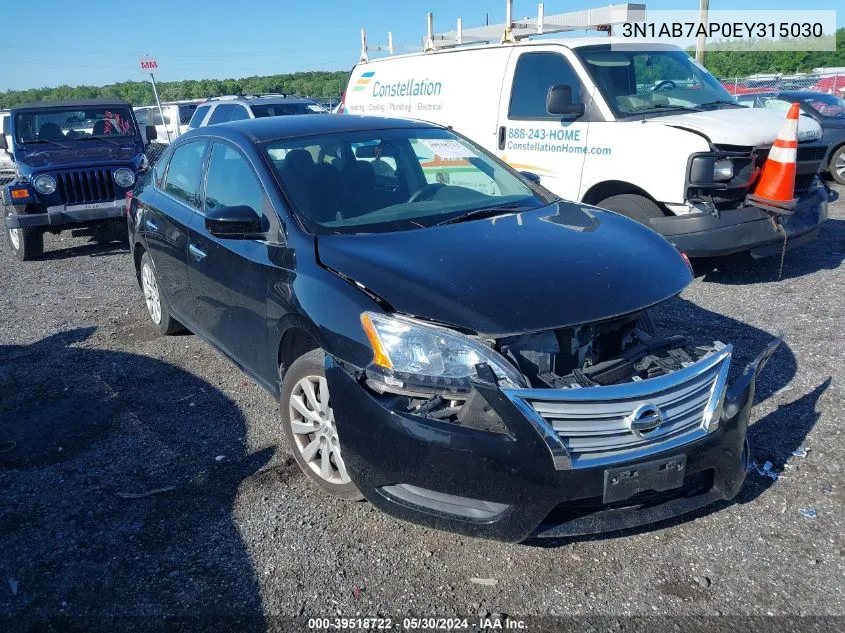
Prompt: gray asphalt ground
<box><xmin>1</xmin><ymin>186</ymin><xmax>843</xmax><ymax>632</ymax></box>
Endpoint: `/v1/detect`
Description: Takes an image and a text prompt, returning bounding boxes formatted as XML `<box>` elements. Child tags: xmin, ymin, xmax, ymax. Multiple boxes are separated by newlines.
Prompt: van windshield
<box><xmin>14</xmin><ymin>106</ymin><xmax>136</xmax><ymax>144</ymax></box>
<box><xmin>578</xmin><ymin>48</ymin><xmax>738</xmax><ymax>116</ymax></box>
<box><xmin>265</xmin><ymin>128</ymin><xmax>555</xmax><ymax>234</ymax></box>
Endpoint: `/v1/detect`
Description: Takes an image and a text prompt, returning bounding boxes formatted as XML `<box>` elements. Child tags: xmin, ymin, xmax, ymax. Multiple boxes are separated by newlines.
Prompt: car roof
<box><xmin>180</xmin><ymin>114</ymin><xmax>442</xmax><ymax>144</ymax></box>
<box><xmin>208</xmin><ymin>96</ymin><xmax>317</xmax><ymax>105</ymax></box>
<box><xmin>11</xmin><ymin>98</ymin><xmax>131</xmax><ymax>112</ymax></box>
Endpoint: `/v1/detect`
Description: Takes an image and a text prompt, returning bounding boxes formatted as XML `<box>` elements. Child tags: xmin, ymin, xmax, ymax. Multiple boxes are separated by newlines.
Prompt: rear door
<box><xmin>496</xmin><ymin>47</ymin><xmax>588</xmax><ymax>201</ymax></box>
<box><xmin>185</xmin><ymin>140</ymin><xmax>276</xmax><ymax>379</ymax></box>
<box><xmin>140</xmin><ymin>139</ymin><xmax>209</xmax><ymax>324</ymax></box>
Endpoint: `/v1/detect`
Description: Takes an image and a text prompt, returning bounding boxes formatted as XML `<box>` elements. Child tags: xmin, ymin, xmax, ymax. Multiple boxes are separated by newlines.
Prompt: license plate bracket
<box><xmin>603</xmin><ymin>455</ymin><xmax>687</xmax><ymax>504</ymax></box>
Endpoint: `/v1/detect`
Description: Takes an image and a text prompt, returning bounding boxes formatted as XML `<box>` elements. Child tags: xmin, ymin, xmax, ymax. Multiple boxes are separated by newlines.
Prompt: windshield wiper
<box><xmin>435</xmin><ymin>202</ymin><xmax>529</xmax><ymax>226</ymax></box>
<box><xmin>698</xmin><ymin>100</ymin><xmax>740</xmax><ymax>109</ymax></box>
<box><xmin>82</xmin><ymin>135</ymin><xmax>122</xmax><ymax>147</ymax></box>
<box><xmin>24</xmin><ymin>138</ymin><xmax>70</xmax><ymax>149</ymax></box>
<box><xmin>632</xmin><ymin>104</ymin><xmax>702</xmax><ymax>114</ymax></box>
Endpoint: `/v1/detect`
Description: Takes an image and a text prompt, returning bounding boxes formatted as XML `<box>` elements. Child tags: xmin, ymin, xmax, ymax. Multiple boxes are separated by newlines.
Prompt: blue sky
<box><xmin>0</xmin><ymin>0</ymin><xmax>841</xmax><ymax>91</ymax></box>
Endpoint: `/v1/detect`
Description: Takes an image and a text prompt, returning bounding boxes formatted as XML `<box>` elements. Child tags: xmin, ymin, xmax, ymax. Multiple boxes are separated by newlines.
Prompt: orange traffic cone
<box><xmin>747</xmin><ymin>103</ymin><xmax>800</xmax><ymax>212</ymax></box>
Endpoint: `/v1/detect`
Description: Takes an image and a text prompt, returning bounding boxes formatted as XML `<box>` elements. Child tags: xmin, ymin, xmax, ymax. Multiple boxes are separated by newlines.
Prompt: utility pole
<box><xmin>695</xmin><ymin>0</ymin><xmax>709</xmax><ymax>64</ymax></box>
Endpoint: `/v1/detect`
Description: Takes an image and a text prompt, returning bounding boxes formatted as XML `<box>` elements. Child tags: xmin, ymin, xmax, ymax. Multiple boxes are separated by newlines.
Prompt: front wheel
<box><xmin>280</xmin><ymin>349</ymin><xmax>362</xmax><ymax>500</ymax></box>
<box><xmin>829</xmin><ymin>146</ymin><xmax>845</xmax><ymax>185</ymax></box>
<box><xmin>6</xmin><ymin>224</ymin><xmax>44</xmax><ymax>261</ymax></box>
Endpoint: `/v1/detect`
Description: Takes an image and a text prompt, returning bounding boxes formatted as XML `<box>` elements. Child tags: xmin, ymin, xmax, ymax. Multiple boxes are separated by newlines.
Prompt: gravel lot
<box><xmin>1</xmin><ymin>187</ymin><xmax>843</xmax><ymax>630</ymax></box>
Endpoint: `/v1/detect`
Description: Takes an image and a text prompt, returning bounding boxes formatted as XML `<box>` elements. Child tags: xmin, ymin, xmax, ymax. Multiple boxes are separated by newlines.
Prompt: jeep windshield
<box><xmin>578</xmin><ymin>47</ymin><xmax>739</xmax><ymax>117</ymax></box>
<box><xmin>265</xmin><ymin>127</ymin><xmax>555</xmax><ymax>235</ymax></box>
<box><xmin>13</xmin><ymin>106</ymin><xmax>136</xmax><ymax>144</ymax></box>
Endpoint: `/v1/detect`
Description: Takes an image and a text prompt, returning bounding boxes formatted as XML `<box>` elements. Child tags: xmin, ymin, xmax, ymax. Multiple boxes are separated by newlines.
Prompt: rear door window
<box><xmin>188</xmin><ymin>105</ymin><xmax>211</xmax><ymax>129</ymax></box>
<box><xmin>227</xmin><ymin>105</ymin><xmax>250</xmax><ymax>122</ymax></box>
<box><xmin>509</xmin><ymin>52</ymin><xmax>582</xmax><ymax>119</ymax></box>
<box><xmin>163</xmin><ymin>140</ymin><xmax>208</xmax><ymax>208</ymax></box>
<box><xmin>207</xmin><ymin>104</ymin><xmax>235</xmax><ymax>125</ymax></box>
<box><xmin>178</xmin><ymin>104</ymin><xmax>198</xmax><ymax>125</ymax></box>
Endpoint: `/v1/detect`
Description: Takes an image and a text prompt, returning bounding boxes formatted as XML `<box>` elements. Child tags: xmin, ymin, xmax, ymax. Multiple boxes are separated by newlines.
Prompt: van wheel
<box><xmin>280</xmin><ymin>349</ymin><xmax>362</xmax><ymax>501</ymax></box>
<box><xmin>140</xmin><ymin>251</ymin><xmax>184</xmax><ymax>335</ymax></box>
<box><xmin>6</xmin><ymin>225</ymin><xmax>44</xmax><ymax>261</ymax></box>
<box><xmin>829</xmin><ymin>146</ymin><xmax>845</xmax><ymax>185</ymax></box>
<box><xmin>596</xmin><ymin>194</ymin><xmax>664</xmax><ymax>226</ymax></box>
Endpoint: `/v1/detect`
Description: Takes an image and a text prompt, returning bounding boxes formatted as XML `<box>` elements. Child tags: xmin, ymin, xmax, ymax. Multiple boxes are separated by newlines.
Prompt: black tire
<box><xmin>637</xmin><ymin>311</ymin><xmax>657</xmax><ymax>337</ymax></box>
<box><xmin>92</xmin><ymin>220</ymin><xmax>128</xmax><ymax>244</ymax></box>
<box><xmin>596</xmin><ymin>193</ymin><xmax>665</xmax><ymax>225</ymax></box>
<box><xmin>6</xmin><ymin>223</ymin><xmax>44</xmax><ymax>261</ymax></box>
<box><xmin>280</xmin><ymin>348</ymin><xmax>362</xmax><ymax>500</ymax></box>
<box><xmin>829</xmin><ymin>145</ymin><xmax>845</xmax><ymax>185</ymax></box>
<box><xmin>139</xmin><ymin>251</ymin><xmax>184</xmax><ymax>335</ymax></box>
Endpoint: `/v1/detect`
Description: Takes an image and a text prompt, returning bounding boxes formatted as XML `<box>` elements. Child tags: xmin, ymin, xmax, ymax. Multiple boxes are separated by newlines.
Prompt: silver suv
<box><xmin>187</xmin><ymin>95</ymin><xmax>328</xmax><ymax>129</ymax></box>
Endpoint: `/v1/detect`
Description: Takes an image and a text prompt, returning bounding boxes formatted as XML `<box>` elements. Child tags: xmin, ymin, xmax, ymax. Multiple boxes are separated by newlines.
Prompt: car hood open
<box><xmin>316</xmin><ymin>202</ymin><xmax>693</xmax><ymax>336</ymax></box>
<box><xmin>649</xmin><ymin>107</ymin><xmax>822</xmax><ymax>145</ymax></box>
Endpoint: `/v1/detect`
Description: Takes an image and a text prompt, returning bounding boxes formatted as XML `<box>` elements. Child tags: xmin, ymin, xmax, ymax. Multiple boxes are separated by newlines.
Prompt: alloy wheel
<box><xmin>141</xmin><ymin>262</ymin><xmax>162</xmax><ymax>325</ymax></box>
<box><xmin>836</xmin><ymin>152</ymin><xmax>845</xmax><ymax>180</ymax></box>
<box><xmin>288</xmin><ymin>375</ymin><xmax>351</xmax><ymax>485</ymax></box>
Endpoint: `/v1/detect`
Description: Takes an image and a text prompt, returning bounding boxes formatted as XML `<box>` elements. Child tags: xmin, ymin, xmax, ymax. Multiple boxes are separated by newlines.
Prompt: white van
<box><xmin>0</xmin><ymin>111</ymin><xmax>13</xmax><ymax>174</ymax></box>
<box><xmin>133</xmin><ymin>101</ymin><xmax>201</xmax><ymax>144</ymax></box>
<box><xmin>343</xmin><ymin>37</ymin><xmax>830</xmax><ymax>257</ymax></box>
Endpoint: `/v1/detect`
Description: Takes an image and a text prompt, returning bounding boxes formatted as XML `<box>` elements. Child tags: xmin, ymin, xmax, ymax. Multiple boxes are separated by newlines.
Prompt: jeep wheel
<box><xmin>280</xmin><ymin>349</ymin><xmax>362</xmax><ymax>500</ymax></box>
<box><xmin>6</xmin><ymin>225</ymin><xmax>44</xmax><ymax>261</ymax></box>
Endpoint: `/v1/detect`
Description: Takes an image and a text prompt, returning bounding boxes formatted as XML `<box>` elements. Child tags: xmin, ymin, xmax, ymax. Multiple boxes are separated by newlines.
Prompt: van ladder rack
<box><xmin>359</xmin><ymin>2</ymin><xmax>646</xmax><ymax>61</ymax></box>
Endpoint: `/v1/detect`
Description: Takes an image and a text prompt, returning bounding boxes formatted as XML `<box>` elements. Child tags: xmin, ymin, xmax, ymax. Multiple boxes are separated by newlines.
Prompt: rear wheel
<box><xmin>595</xmin><ymin>193</ymin><xmax>665</xmax><ymax>226</ymax></box>
<box><xmin>140</xmin><ymin>251</ymin><xmax>184</xmax><ymax>335</ymax></box>
<box><xmin>829</xmin><ymin>146</ymin><xmax>845</xmax><ymax>185</ymax></box>
<box><xmin>280</xmin><ymin>349</ymin><xmax>362</xmax><ymax>500</ymax></box>
<box><xmin>6</xmin><ymin>223</ymin><xmax>44</xmax><ymax>261</ymax></box>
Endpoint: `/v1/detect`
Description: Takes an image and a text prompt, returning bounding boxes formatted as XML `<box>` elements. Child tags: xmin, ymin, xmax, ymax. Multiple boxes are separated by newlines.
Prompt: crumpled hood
<box><xmin>649</xmin><ymin>108</ymin><xmax>822</xmax><ymax>146</ymax></box>
<box><xmin>316</xmin><ymin>203</ymin><xmax>693</xmax><ymax>336</ymax></box>
<box><xmin>15</xmin><ymin>143</ymin><xmax>139</xmax><ymax>169</ymax></box>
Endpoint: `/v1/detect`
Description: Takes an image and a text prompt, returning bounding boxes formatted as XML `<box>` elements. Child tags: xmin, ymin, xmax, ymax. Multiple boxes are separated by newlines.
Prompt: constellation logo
<box><xmin>352</xmin><ymin>71</ymin><xmax>375</xmax><ymax>92</ymax></box>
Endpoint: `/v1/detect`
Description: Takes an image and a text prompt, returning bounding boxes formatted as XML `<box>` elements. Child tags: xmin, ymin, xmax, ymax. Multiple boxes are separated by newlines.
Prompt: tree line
<box><xmin>1</xmin><ymin>30</ymin><xmax>843</xmax><ymax>109</ymax></box>
<box><xmin>0</xmin><ymin>70</ymin><xmax>350</xmax><ymax>109</ymax></box>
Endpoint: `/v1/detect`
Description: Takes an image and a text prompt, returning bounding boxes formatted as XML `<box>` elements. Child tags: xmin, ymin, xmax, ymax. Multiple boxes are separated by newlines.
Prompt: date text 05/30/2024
<box><xmin>307</xmin><ymin>616</ymin><xmax>528</xmax><ymax>630</ymax></box>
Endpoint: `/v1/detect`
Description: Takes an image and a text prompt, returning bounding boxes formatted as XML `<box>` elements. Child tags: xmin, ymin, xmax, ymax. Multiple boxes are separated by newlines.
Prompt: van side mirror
<box><xmin>145</xmin><ymin>125</ymin><xmax>157</xmax><ymax>142</ymax></box>
<box><xmin>205</xmin><ymin>205</ymin><xmax>264</xmax><ymax>239</ymax></box>
<box><xmin>0</xmin><ymin>135</ymin><xmax>7</xmax><ymax>151</ymax></box>
<box><xmin>547</xmin><ymin>84</ymin><xmax>585</xmax><ymax>118</ymax></box>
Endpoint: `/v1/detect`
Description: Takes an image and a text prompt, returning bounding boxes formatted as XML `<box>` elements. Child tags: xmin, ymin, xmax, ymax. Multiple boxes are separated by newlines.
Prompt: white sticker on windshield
<box><xmin>419</xmin><ymin>139</ymin><xmax>477</xmax><ymax>159</ymax></box>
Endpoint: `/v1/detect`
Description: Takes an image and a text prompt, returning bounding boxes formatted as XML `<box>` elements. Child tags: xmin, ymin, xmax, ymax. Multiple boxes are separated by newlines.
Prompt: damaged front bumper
<box><xmin>650</xmin><ymin>186</ymin><xmax>828</xmax><ymax>258</ymax></box>
<box><xmin>326</xmin><ymin>338</ymin><xmax>781</xmax><ymax>543</ymax></box>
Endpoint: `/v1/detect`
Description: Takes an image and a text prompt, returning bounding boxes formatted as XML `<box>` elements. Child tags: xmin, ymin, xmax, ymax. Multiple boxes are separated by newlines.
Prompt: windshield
<box><xmin>13</xmin><ymin>106</ymin><xmax>136</xmax><ymax>144</ymax></box>
<box><xmin>265</xmin><ymin>128</ymin><xmax>554</xmax><ymax>234</ymax></box>
<box><xmin>799</xmin><ymin>93</ymin><xmax>845</xmax><ymax>119</ymax></box>
<box><xmin>578</xmin><ymin>48</ymin><xmax>737</xmax><ymax>116</ymax></box>
<box><xmin>252</xmin><ymin>103</ymin><xmax>328</xmax><ymax>118</ymax></box>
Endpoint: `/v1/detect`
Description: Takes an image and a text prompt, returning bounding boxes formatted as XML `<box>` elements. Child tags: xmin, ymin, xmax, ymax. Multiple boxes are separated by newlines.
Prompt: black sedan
<box><xmin>128</xmin><ymin>115</ymin><xmax>777</xmax><ymax>542</ymax></box>
<box><xmin>736</xmin><ymin>90</ymin><xmax>845</xmax><ymax>184</ymax></box>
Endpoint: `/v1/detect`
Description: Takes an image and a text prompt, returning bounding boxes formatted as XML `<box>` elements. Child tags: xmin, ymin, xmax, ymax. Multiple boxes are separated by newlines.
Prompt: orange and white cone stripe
<box><xmin>748</xmin><ymin>103</ymin><xmax>800</xmax><ymax>211</ymax></box>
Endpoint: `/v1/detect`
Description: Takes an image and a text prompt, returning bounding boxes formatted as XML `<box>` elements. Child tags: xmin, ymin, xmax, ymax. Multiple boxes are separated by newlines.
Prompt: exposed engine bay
<box><xmin>368</xmin><ymin>311</ymin><xmax>726</xmax><ymax>432</ymax></box>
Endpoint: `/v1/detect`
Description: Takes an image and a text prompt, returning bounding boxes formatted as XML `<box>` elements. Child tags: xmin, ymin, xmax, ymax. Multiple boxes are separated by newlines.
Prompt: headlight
<box><xmin>32</xmin><ymin>174</ymin><xmax>56</xmax><ymax>194</ymax></box>
<box><xmin>713</xmin><ymin>158</ymin><xmax>734</xmax><ymax>182</ymax></box>
<box><xmin>113</xmin><ymin>168</ymin><xmax>135</xmax><ymax>188</ymax></box>
<box><xmin>360</xmin><ymin>312</ymin><xmax>526</xmax><ymax>396</ymax></box>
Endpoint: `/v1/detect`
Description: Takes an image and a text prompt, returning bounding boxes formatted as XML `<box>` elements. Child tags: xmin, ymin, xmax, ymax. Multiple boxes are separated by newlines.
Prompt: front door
<box><xmin>496</xmin><ymin>48</ymin><xmax>589</xmax><ymax>202</ymax></box>
<box><xmin>186</xmin><ymin>141</ymin><xmax>275</xmax><ymax>380</ymax></box>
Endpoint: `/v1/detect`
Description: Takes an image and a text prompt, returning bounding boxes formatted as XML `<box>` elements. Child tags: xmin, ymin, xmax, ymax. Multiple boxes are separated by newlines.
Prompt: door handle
<box><xmin>145</xmin><ymin>219</ymin><xmax>159</xmax><ymax>231</ymax></box>
<box><xmin>189</xmin><ymin>243</ymin><xmax>207</xmax><ymax>262</ymax></box>
<box><xmin>498</xmin><ymin>125</ymin><xmax>506</xmax><ymax>151</ymax></box>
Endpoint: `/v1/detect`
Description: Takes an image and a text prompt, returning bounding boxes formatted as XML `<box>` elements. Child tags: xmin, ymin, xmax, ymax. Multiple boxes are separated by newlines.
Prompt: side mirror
<box><xmin>520</xmin><ymin>170</ymin><xmax>541</xmax><ymax>185</ymax></box>
<box><xmin>205</xmin><ymin>205</ymin><xmax>264</xmax><ymax>239</ymax></box>
<box><xmin>0</xmin><ymin>135</ymin><xmax>7</xmax><ymax>151</ymax></box>
<box><xmin>546</xmin><ymin>84</ymin><xmax>585</xmax><ymax>118</ymax></box>
<box><xmin>145</xmin><ymin>125</ymin><xmax>157</xmax><ymax>142</ymax></box>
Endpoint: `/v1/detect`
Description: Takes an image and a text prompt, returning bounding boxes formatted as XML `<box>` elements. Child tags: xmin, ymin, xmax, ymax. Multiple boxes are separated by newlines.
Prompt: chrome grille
<box><xmin>503</xmin><ymin>346</ymin><xmax>732</xmax><ymax>469</ymax></box>
<box><xmin>55</xmin><ymin>169</ymin><xmax>116</xmax><ymax>205</ymax></box>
